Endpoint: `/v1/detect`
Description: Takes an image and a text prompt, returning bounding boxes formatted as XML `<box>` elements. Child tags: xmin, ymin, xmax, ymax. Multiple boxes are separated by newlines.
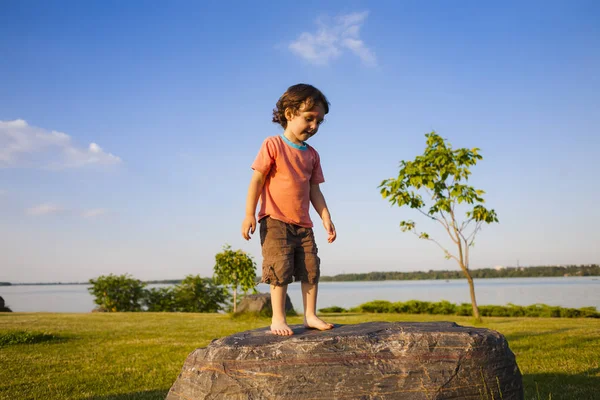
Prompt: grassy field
<box><xmin>1</xmin><ymin>312</ymin><xmax>599</xmax><ymax>400</ymax></box>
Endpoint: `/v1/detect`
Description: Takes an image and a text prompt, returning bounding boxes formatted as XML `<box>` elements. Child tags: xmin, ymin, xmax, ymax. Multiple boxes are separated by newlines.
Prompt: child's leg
<box><xmin>260</xmin><ymin>217</ymin><xmax>294</xmax><ymax>336</ymax></box>
<box><xmin>301</xmin><ymin>282</ymin><xmax>334</xmax><ymax>330</ymax></box>
<box><xmin>270</xmin><ymin>284</ymin><xmax>294</xmax><ymax>335</ymax></box>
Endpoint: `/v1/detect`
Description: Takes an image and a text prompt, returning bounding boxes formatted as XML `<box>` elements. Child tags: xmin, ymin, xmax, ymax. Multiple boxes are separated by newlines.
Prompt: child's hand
<box><xmin>323</xmin><ymin>218</ymin><xmax>336</xmax><ymax>243</ymax></box>
<box><xmin>241</xmin><ymin>215</ymin><xmax>257</xmax><ymax>240</ymax></box>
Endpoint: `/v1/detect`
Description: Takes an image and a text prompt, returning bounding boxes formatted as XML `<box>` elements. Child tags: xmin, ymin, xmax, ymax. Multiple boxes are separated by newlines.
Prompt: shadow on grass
<box><xmin>87</xmin><ymin>389</ymin><xmax>169</xmax><ymax>400</ymax></box>
<box><xmin>0</xmin><ymin>330</ymin><xmax>71</xmax><ymax>347</ymax></box>
<box><xmin>524</xmin><ymin>371</ymin><xmax>600</xmax><ymax>400</ymax></box>
<box><xmin>83</xmin><ymin>373</ymin><xmax>600</xmax><ymax>400</ymax></box>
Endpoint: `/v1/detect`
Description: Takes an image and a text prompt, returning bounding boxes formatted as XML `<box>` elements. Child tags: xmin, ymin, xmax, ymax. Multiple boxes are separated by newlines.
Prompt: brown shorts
<box><xmin>259</xmin><ymin>216</ymin><xmax>320</xmax><ymax>286</ymax></box>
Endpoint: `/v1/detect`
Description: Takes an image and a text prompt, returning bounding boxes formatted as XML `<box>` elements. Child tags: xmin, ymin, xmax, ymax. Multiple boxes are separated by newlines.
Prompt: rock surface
<box><xmin>167</xmin><ymin>321</ymin><xmax>523</xmax><ymax>399</ymax></box>
<box><xmin>236</xmin><ymin>293</ymin><xmax>295</xmax><ymax>315</ymax></box>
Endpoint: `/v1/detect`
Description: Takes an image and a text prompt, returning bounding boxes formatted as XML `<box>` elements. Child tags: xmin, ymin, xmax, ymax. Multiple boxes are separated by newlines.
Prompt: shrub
<box><xmin>356</xmin><ymin>299</ymin><xmax>600</xmax><ymax>318</ymax></box>
<box><xmin>88</xmin><ymin>274</ymin><xmax>146</xmax><ymax>312</ymax></box>
<box><xmin>89</xmin><ymin>273</ymin><xmax>232</xmax><ymax>313</ymax></box>
<box><xmin>358</xmin><ymin>300</ymin><xmax>393</xmax><ymax>313</ymax></box>
<box><xmin>504</xmin><ymin>304</ymin><xmax>527</xmax><ymax>317</ymax></box>
<box><xmin>480</xmin><ymin>305</ymin><xmax>510</xmax><ymax>317</ymax></box>
<box><xmin>428</xmin><ymin>300</ymin><xmax>457</xmax><ymax>315</ymax></box>
<box><xmin>318</xmin><ymin>306</ymin><xmax>347</xmax><ymax>313</ymax></box>
<box><xmin>172</xmin><ymin>275</ymin><xmax>230</xmax><ymax>313</ymax></box>
<box><xmin>456</xmin><ymin>303</ymin><xmax>473</xmax><ymax>316</ymax></box>
<box><xmin>406</xmin><ymin>300</ymin><xmax>430</xmax><ymax>314</ymax></box>
<box><xmin>143</xmin><ymin>286</ymin><xmax>178</xmax><ymax>312</ymax></box>
<box><xmin>577</xmin><ymin>307</ymin><xmax>599</xmax><ymax>318</ymax></box>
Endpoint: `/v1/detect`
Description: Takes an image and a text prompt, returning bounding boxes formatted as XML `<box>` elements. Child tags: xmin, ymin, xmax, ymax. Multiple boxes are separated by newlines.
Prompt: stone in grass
<box><xmin>166</xmin><ymin>321</ymin><xmax>523</xmax><ymax>399</ymax></box>
<box><xmin>0</xmin><ymin>296</ymin><xmax>12</xmax><ymax>312</ymax></box>
<box><xmin>235</xmin><ymin>292</ymin><xmax>295</xmax><ymax>316</ymax></box>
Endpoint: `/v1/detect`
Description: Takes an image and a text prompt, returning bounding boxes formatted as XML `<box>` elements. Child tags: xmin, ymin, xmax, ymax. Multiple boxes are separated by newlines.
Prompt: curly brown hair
<box><xmin>272</xmin><ymin>84</ymin><xmax>330</xmax><ymax>128</ymax></box>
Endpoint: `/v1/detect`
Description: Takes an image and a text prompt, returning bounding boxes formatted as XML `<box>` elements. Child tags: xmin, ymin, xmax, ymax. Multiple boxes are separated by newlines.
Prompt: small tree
<box><xmin>213</xmin><ymin>244</ymin><xmax>258</xmax><ymax>313</ymax></box>
<box><xmin>88</xmin><ymin>274</ymin><xmax>146</xmax><ymax>312</ymax></box>
<box><xmin>379</xmin><ymin>132</ymin><xmax>498</xmax><ymax>321</ymax></box>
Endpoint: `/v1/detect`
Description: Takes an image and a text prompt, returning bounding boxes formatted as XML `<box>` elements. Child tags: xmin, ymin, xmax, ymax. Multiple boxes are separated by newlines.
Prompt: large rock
<box><xmin>0</xmin><ymin>296</ymin><xmax>12</xmax><ymax>312</ymax></box>
<box><xmin>236</xmin><ymin>293</ymin><xmax>295</xmax><ymax>316</ymax></box>
<box><xmin>167</xmin><ymin>321</ymin><xmax>523</xmax><ymax>399</ymax></box>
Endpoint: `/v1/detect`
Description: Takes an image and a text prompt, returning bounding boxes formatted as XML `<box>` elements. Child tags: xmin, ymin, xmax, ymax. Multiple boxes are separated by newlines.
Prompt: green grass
<box><xmin>1</xmin><ymin>312</ymin><xmax>599</xmax><ymax>400</ymax></box>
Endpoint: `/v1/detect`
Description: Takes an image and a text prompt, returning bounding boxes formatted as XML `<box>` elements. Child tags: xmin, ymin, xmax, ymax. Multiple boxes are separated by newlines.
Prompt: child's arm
<box><xmin>310</xmin><ymin>183</ymin><xmax>336</xmax><ymax>243</ymax></box>
<box><xmin>241</xmin><ymin>170</ymin><xmax>266</xmax><ymax>240</ymax></box>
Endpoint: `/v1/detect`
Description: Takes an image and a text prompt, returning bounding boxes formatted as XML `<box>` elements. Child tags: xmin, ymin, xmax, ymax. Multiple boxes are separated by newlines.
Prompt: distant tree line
<box><xmin>318</xmin><ymin>264</ymin><xmax>600</xmax><ymax>282</ymax></box>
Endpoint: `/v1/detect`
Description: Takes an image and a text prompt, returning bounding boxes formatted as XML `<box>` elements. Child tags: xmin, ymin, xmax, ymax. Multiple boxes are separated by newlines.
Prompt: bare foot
<box><xmin>304</xmin><ymin>315</ymin><xmax>334</xmax><ymax>331</ymax></box>
<box><xmin>270</xmin><ymin>320</ymin><xmax>294</xmax><ymax>336</ymax></box>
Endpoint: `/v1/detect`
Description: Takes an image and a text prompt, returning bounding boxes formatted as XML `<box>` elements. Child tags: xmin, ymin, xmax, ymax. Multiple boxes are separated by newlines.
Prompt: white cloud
<box><xmin>82</xmin><ymin>208</ymin><xmax>108</xmax><ymax>218</ymax></box>
<box><xmin>288</xmin><ymin>11</ymin><xmax>377</xmax><ymax>67</ymax></box>
<box><xmin>26</xmin><ymin>204</ymin><xmax>63</xmax><ymax>216</ymax></box>
<box><xmin>0</xmin><ymin>119</ymin><xmax>122</xmax><ymax>169</ymax></box>
<box><xmin>341</xmin><ymin>38</ymin><xmax>377</xmax><ymax>67</ymax></box>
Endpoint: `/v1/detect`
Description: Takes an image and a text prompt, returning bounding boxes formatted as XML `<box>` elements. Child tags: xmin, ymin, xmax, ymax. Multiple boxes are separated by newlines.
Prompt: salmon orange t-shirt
<box><xmin>251</xmin><ymin>135</ymin><xmax>325</xmax><ymax>228</ymax></box>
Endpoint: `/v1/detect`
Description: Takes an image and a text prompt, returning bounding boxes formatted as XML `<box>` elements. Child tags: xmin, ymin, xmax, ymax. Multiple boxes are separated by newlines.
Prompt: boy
<box><xmin>241</xmin><ymin>83</ymin><xmax>336</xmax><ymax>336</ymax></box>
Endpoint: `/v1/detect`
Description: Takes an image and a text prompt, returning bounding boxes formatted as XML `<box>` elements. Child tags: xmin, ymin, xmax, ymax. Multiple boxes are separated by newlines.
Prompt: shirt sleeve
<box><xmin>251</xmin><ymin>137</ymin><xmax>276</xmax><ymax>176</ymax></box>
<box><xmin>310</xmin><ymin>148</ymin><xmax>325</xmax><ymax>184</ymax></box>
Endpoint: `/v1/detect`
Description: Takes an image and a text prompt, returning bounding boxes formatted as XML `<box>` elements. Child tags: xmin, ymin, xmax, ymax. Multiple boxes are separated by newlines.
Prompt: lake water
<box><xmin>1</xmin><ymin>277</ymin><xmax>598</xmax><ymax>313</ymax></box>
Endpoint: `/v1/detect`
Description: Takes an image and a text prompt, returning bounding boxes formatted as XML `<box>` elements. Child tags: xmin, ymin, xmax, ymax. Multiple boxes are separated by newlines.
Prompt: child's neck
<box><xmin>282</xmin><ymin>130</ymin><xmax>303</xmax><ymax>145</ymax></box>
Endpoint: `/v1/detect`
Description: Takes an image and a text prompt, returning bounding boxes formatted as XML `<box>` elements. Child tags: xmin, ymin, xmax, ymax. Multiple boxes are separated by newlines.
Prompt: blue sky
<box><xmin>1</xmin><ymin>1</ymin><xmax>599</xmax><ymax>283</ymax></box>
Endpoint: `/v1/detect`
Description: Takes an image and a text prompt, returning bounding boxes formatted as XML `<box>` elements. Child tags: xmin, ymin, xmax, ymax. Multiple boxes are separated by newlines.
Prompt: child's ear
<box><xmin>284</xmin><ymin>108</ymin><xmax>295</xmax><ymax>121</ymax></box>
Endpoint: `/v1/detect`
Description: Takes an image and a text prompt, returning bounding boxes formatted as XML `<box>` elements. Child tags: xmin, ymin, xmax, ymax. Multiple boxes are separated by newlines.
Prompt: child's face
<box><xmin>285</xmin><ymin>103</ymin><xmax>325</xmax><ymax>144</ymax></box>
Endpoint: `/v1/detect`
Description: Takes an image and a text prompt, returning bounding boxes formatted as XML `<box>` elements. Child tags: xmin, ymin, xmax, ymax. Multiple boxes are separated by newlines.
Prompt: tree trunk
<box><xmin>464</xmin><ymin>270</ymin><xmax>481</xmax><ymax>321</ymax></box>
<box><xmin>455</xmin><ymin>235</ymin><xmax>481</xmax><ymax>321</ymax></box>
<box><xmin>233</xmin><ymin>288</ymin><xmax>237</xmax><ymax>313</ymax></box>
